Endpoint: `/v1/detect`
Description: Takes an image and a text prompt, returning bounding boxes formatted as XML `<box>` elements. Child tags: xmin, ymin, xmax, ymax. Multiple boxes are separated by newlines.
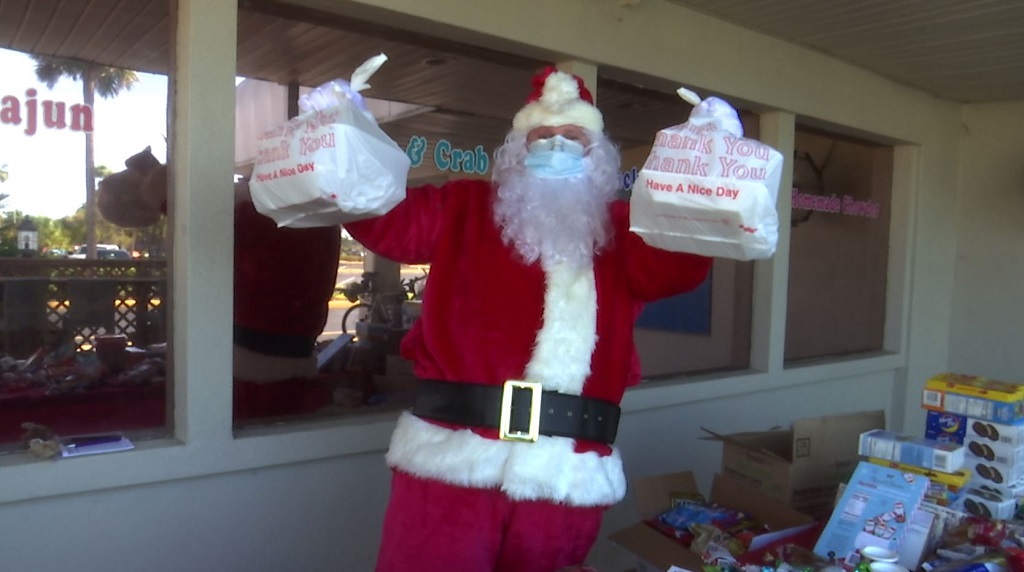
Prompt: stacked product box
<box><xmin>857</xmin><ymin>428</ymin><xmax>967</xmax><ymax>510</ymax></box>
<box><xmin>866</xmin><ymin>458</ymin><xmax>971</xmax><ymax>508</ymax></box>
<box><xmin>921</xmin><ymin>372</ymin><xmax>1024</xmax><ymax>519</ymax></box>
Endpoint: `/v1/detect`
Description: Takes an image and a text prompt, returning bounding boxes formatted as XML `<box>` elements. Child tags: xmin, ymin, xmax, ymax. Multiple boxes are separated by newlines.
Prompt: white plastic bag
<box><xmin>249</xmin><ymin>54</ymin><xmax>410</xmax><ymax>228</ymax></box>
<box><xmin>629</xmin><ymin>88</ymin><xmax>783</xmax><ymax>260</ymax></box>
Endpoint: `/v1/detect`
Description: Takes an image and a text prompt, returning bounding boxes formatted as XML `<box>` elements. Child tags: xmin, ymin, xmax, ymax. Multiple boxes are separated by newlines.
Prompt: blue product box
<box><xmin>925</xmin><ymin>410</ymin><xmax>967</xmax><ymax>444</ymax></box>
<box><xmin>813</xmin><ymin>461</ymin><xmax>930</xmax><ymax>567</ymax></box>
<box><xmin>858</xmin><ymin>429</ymin><xmax>965</xmax><ymax>473</ymax></box>
<box><xmin>922</xmin><ymin>388</ymin><xmax>1024</xmax><ymax>425</ymax></box>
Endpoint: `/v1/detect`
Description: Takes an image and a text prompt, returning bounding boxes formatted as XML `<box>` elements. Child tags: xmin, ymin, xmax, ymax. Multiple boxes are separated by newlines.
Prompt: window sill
<box><xmin>0</xmin><ymin>409</ymin><xmax>398</xmax><ymax>506</ymax></box>
<box><xmin>0</xmin><ymin>351</ymin><xmax>902</xmax><ymax>506</ymax></box>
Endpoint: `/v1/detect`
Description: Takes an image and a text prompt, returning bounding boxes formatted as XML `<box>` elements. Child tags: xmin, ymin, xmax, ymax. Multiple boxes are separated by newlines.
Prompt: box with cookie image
<box><xmin>953</xmin><ymin>485</ymin><xmax>1017</xmax><ymax>519</ymax></box>
<box><xmin>970</xmin><ymin>481</ymin><xmax>1024</xmax><ymax>505</ymax></box>
<box><xmin>964</xmin><ymin>436</ymin><xmax>1024</xmax><ymax>468</ymax></box>
<box><xmin>966</xmin><ymin>418</ymin><xmax>1024</xmax><ymax>448</ymax></box>
<box><xmin>969</xmin><ymin>457</ymin><xmax>1024</xmax><ymax>486</ymax></box>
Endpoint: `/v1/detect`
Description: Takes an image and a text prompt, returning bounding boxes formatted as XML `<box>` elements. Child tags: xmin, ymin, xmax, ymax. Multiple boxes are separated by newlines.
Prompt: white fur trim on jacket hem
<box><xmin>386</xmin><ymin>412</ymin><xmax>627</xmax><ymax>507</ymax></box>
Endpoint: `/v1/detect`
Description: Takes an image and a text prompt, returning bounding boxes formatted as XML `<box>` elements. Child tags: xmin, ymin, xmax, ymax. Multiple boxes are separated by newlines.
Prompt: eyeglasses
<box><xmin>527</xmin><ymin>135</ymin><xmax>586</xmax><ymax>157</ymax></box>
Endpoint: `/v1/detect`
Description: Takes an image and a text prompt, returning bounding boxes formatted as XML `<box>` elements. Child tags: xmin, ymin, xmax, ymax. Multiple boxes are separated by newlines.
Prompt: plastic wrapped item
<box><xmin>250</xmin><ymin>53</ymin><xmax>410</xmax><ymax>228</ymax></box>
<box><xmin>629</xmin><ymin>87</ymin><xmax>783</xmax><ymax>260</ymax></box>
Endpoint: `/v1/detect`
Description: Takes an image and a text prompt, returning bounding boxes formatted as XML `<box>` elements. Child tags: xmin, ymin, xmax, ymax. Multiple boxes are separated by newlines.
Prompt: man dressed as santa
<box><xmin>346</xmin><ymin>66</ymin><xmax>713</xmax><ymax>571</ymax></box>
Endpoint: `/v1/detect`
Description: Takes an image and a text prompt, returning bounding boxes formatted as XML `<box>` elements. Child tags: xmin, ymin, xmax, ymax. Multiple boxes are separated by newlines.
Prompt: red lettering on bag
<box><xmin>300</xmin><ymin>132</ymin><xmax>336</xmax><ymax>156</ymax></box>
<box><xmin>718</xmin><ymin>157</ymin><xmax>766</xmax><ymax>180</ymax></box>
<box><xmin>645</xmin><ymin>178</ymin><xmax>673</xmax><ymax>192</ymax></box>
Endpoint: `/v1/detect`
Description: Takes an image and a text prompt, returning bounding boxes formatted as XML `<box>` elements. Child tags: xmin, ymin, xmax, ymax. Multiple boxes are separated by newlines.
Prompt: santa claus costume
<box><xmin>346</xmin><ymin>67</ymin><xmax>712</xmax><ymax>571</ymax></box>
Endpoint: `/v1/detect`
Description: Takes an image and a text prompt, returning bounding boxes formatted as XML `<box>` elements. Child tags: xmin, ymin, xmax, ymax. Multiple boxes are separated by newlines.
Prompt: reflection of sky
<box><xmin>0</xmin><ymin>48</ymin><xmax>168</xmax><ymax>219</ymax></box>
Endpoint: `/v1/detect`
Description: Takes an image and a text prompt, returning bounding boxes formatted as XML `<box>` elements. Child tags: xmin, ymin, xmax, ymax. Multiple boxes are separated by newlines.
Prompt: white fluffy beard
<box><xmin>492</xmin><ymin>130</ymin><xmax>622</xmax><ymax>270</ymax></box>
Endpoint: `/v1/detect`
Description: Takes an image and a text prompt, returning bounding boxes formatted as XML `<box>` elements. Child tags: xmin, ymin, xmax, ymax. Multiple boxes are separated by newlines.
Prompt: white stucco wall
<box><xmin>0</xmin><ymin>1</ymin><xmax>976</xmax><ymax>571</ymax></box>
<box><xmin>951</xmin><ymin>101</ymin><xmax>1024</xmax><ymax>379</ymax></box>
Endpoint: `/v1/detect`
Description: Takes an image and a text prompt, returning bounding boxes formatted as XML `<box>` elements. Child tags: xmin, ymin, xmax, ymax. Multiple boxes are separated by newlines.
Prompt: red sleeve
<box><xmin>344</xmin><ymin>180</ymin><xmax>480</xmax><ymax>264</ymax></box>
<box><xmin>612</xmin><ymin>201</ymin><xmax>714</xmax><ymax>301</ymax></box>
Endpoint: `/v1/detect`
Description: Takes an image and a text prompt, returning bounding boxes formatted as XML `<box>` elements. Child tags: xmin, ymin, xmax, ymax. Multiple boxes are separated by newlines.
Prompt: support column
<box><xmin>749</xmin><ymin>111</ymin><xmax>795</xmax><ymax>373</ymax></box>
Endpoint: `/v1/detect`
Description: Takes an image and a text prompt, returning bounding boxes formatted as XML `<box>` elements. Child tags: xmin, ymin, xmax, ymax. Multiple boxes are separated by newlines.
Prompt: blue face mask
<box><xmin>524</xmin><ymin>135</ymin><xmax>586</xmax><ymax>179</ymax></box>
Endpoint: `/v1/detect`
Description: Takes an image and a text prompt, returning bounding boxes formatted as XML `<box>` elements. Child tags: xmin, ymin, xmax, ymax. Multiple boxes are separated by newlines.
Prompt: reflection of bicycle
<box><xmin>403</xmin><ymin>268</ymin><xmax>428</xmax><ymax>301</ymax></box>
<box><xmin>340</xmin><ymin>271</ymin><xmax>426</xmax><ymax>335</ymax></box>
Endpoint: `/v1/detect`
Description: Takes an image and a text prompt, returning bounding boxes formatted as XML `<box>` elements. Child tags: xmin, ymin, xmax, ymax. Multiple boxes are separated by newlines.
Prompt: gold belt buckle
<box><xmin>499</xmin><ymin>380</ymin><xmax>542</xmax><ymax>442</ymax></box>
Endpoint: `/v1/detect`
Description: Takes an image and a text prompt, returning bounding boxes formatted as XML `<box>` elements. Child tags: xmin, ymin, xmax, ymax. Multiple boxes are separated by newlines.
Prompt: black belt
<box><xmin>413</xmin><ymin>379</ymin><xmax>621</xmax><ymax>445</ymax></box>
<box><xmin>234</xmin><ymin>324</ymin><xmax>316</xmax><ymax>358</ymax></box>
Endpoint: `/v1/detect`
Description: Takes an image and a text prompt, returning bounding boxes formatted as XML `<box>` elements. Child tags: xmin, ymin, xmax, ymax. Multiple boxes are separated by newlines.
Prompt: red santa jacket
<box><xmin>234</xmin><ymin>199</ymin><xmax>340</xmax><ymax>356</ymax></box>
<box><xmin>345</xmin><ymin>179</ymin><xmax>711</xmax><ymax>506</ymax></box>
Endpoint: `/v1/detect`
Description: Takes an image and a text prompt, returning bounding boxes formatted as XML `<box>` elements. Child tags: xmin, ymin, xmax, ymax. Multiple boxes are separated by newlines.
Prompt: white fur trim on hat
<box><xmin>512</xmin><ymin>70</ymin><xmax>604</xmax><ymax>134</ymax></box>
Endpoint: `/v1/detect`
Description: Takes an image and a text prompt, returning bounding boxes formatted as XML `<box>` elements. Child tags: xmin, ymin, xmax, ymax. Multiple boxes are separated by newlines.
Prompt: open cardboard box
<box><xmin>702</xmin><ymin>410</ymin><xmax>885</xmax><ymax>519</ymax></box>
<box><xmin>610</xmin><ymin>472</ymin><xmax>817</xmax><ymax>572</ymax></box>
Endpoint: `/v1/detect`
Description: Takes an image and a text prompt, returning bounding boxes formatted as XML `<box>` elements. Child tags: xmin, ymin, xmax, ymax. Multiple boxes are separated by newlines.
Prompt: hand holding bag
<box><xmin>249</xmin><ymin>53</ymin><xmax>411</xmax><ymax>228</ymax></box>
<box><xmin>629</xmin><ymin>88</ymin><xmax>783</xmax><ymax>260</ymax></box>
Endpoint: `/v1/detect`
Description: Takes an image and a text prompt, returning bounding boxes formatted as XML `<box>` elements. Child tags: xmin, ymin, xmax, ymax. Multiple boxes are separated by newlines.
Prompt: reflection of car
<box><xmin>98</xmin><ymin>249</ymin><xmax>132</xmax><ymax>260</ymax></box>
<box><xmin>67</xmin><ymin>244</ymin><xmax>131</xmax><ymax>260</ymax></box>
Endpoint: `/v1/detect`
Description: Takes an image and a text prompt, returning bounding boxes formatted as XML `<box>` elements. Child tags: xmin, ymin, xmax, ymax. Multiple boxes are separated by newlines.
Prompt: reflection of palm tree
<box><xmin>0</xmin><ymin>164</ymin><xmax>8</xmax><ymax>210</ymax></box>
<box><xmin>31</xmin><ymin>57</ymin><xmax>138</xmax><ymax>259</ymax></box>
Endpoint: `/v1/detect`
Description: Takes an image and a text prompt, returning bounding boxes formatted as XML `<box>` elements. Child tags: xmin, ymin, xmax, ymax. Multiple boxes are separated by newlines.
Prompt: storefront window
<box><xmin>229</xmin><ymin>0</ymin><xmax>560</xmax><ymax>429</ymax></box>
<box><xmin>605</xmin><ymin>81</ymin><xmax>756</xmax><ymax>378</ymax></box>
<box><xmin>0</xmin><ymin>1</ymin><xmax>173</xmax><ymax>450</ymax></box>
<box><xmin>227</xmin><ymin>7</ymin><xmax>765</xmax><ymax>429</ymax></box>
<box><xmin>785</xmin><ymin>126</ymin><xmax>893</xmax><ymax>363</ymax></box>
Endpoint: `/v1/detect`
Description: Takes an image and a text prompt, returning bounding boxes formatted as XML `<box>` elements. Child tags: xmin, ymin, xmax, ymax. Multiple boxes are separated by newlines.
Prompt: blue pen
<box><xmin>66</xmin><ymin>435</ymin><xmax>124</xmax><ymax>448</ymax></box>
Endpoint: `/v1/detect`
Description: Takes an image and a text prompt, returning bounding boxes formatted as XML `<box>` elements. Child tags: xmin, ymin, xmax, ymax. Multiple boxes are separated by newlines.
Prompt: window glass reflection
<box><xmin>785</xmin><ymin>127</ymin><xmax>893</xmax><ymax>362</ymax></box>
<box><xmin>0</xmin><ymin>0</ymin><xmax>172</xmax><ymax>451</ymax></box>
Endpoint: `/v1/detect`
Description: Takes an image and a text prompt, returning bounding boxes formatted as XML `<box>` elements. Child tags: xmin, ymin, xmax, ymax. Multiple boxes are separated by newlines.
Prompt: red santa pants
<box><xmin>375</xmin><ymin>469</ymin><xmax>605</xmax><ymax>572</ymax></box>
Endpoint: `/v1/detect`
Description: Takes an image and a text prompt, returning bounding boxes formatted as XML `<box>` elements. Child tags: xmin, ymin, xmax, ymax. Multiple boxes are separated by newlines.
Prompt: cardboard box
<box><xmin>704</xmin><ymin>410</ymin><xmax>886</xmax><ymax>519</ymax></box>
<box><xmin>609</xmin><ymin>472</ymin><xmax>816</xmax><ymax>572</ymax></box>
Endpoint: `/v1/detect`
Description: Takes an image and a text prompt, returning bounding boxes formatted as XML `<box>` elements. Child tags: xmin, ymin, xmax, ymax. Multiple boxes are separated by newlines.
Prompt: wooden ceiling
<box><xmin>8</xmin><ymin>0</ymin><xmax>1015</xmax><ymax>157</ymax></box>
<box><xmin>666</xmin><ymin>0</ymin><xmax>1024</xmax><ymax>104</ymax></box>
<box><xmin>0</xmin><ymin>0</ymin><xmax>690</xmax><ymax>156</ymax></box>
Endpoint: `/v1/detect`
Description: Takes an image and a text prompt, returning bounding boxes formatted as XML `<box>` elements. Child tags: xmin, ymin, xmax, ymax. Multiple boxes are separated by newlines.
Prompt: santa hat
<box><xmin>512</xmin><ymin>66</ymin><xmax>604</xmax><ymax>134</ymax></box>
